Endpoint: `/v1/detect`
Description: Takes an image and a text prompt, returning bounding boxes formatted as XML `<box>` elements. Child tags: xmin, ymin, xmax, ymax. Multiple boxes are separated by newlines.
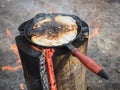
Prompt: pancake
<box><xmin>31</xmin><ymin>15</ymin><xmax>78</xmax><ymax>46</ymax></box>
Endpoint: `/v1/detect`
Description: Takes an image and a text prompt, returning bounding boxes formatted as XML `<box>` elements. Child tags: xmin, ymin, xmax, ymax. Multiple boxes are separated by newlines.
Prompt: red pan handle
<box><xmin>72</xmin><ymin>48</ymin><xmax>102</xmax><ymax>74</ymax></box>
<box><xmin>66</xmin><ymin>44</ymin><xmax>102</xmax><ymax>74</ymax></box>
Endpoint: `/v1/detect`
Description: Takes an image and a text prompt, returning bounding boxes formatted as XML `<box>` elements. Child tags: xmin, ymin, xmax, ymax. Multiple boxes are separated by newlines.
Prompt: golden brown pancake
<box><xmin>31</xmin><ymin>15</ymin><xmax>78</xmax><ymax>46</ymax></box>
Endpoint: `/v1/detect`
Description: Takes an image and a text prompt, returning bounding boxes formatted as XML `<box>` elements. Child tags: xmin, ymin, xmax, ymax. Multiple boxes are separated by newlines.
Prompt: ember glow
<box><xmin>2</xmin><ymin>29</ymin><xmax>22</xmax><ymax>72</ymax></box>
<box><xmin>6</xmin><ymin>29</ymin><xmax>21</xmax><ymax>63</ymax></box>
<box><xmin>31</xmin><ymin>45</ymin><xmax>42</xmax><ymax>53</ymax></box>
<box><xmin>6</xmin><ymin>29</ymin><xmax>13</xmax><ymax>38</ymax></box>
<box><xmin>45</xmin><ymin>49</ymin><xmax>57</xmax><ymax>90</ymax></box>
<box><xmin>89</xmin><ymin>21</ymin><xmax>100</xmax><ymax>39</ymax></box>
<box><xmin>19</xmin><ymin>83</ymin><xmax>25</xmax><ymax>90</ymax></box>
<box><xmin>2</xmin><ymin>65</ymin><xmax>22</xmax><ymax>72</ymax></box>
<box><xmin>10</xmin><ymin>44</ymin><xmax>21</xmax><ymax>63</ymax></box>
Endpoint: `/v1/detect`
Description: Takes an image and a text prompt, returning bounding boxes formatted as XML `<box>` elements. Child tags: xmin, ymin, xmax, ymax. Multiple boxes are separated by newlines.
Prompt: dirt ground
<box><xmin>0</xmin><ymin>0</ymin><xmax>120</xmax><ymax>90</ymax></box>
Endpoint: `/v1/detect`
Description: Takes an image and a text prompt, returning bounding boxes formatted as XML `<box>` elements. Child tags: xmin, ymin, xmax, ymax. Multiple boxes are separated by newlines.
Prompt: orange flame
<box><xmin>4</xmin><ymin>29</ymin><xmax>22</xmax><ymax>72</ymax></box>
<box><xmin>31</xmin><ymin>45</ymin><xmax>42</xmax><ymax>53</ymax></box>
<box><xmin>6</xmin><ymin>29</ymin><xmax>21</xmax><ymax>63</ymax></box>
<box><xmin>2</xmin><ymin>65</ymin><xmax>22</xmax><ymax>72</ymax></box>
<box><xmin>19</xmin><ymin>83</ymin><xmax>25</xmax><ymax>90</ymax></box>
<box><xmin>6</xmin><ymin>29</ymin><xmax>13</xmax><ymax>38</ymax></box>
<box><xmin>89</xmin><ymin>21</ymin><xmax>100</xmax><ymax>39</ymax></box>
<box><xmin>10</xmin><ymin>44</ymin><xmax>21</xmax><ymax>63</ymax></box>
<box><xmin>45</xmin><ymin>49</ymin><xmax>57</xmax><ymax>90</ymax></box>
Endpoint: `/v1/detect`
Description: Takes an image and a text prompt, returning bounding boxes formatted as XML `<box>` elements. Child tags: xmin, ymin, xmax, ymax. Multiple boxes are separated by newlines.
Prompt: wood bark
<box><xmin>53</xmin><ymin>39</ymin><xmax>88</xmax><ymax>90</ymax></box>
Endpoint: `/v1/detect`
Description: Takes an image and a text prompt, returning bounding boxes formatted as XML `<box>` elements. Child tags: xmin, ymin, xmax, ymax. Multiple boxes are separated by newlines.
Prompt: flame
<box><xmin>3</xmin><ymin>29</ymin><xmax>22</xmax><ymax>72</ymax></box>
<box><xmin>2</xmin><ymin>65</ymin><xmax>22</xmax><ymax>72</ymax></box>
<box><xmin>31</xmin><ymin>45</ymin><xmax>42</xmax><ymax>52</ymax></box>
<box><xmin>45</xmin><ymin>49</ymin><xmax>57</xmax><ymax>90</ymax></box>
<box><xmin>6</xmin><ymin>29</ymin><xmax>13</xmax><ymax>38</ymax></box>
<box><xmin>45</xmin><ymin>49</ymin><xmax>54</xmax><ymax>58</ymax></box>
<box><xmin>19</xmin><ymin>83</ymin><xmax>25</xmax><ymax>90</ymax></box>
<box><xmin>89</xmin><ymin>21</ymin><xmax>100</xmax><ymax>39</ymax></box>
<box><xmin>6</xmin><ymin>29</ymin><xmax>21</xmax><ymax>63</ymax></box>
<box><xmin>10</xmin><ymin>44</ymin><xmax>21</xmax><ymax>63</ymax></box>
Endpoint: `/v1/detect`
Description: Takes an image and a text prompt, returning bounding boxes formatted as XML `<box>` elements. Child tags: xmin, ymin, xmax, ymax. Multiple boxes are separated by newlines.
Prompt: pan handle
<box><xmin>66</xmin><ymin>43</ymin><xmax>102</xmax><ymax>74</ymax></box>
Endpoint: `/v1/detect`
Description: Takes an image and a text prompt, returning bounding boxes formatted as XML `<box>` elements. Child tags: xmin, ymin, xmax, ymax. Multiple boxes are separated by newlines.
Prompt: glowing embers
<box><xmin>19</xmin><ymin>83</ymin><xmax>25</xmax><ymax>90</ymax></box>
<box><xmin>2</xmin><ymin>29</ymin><xmax>22</xmax><ymax>72</ymax></box>
<box><xmin>45</xmin><ymin>49</ymin><xmax>57</xmax><ymax>90</ymax></box>
<box><xmin>89</xmin><ymin>21</ymin><xmax>100</xmax><ymax>40</ymax></box>
<box><xmin>2</xmin><ymin>65</ymin><xmax>22</xmax><ymax>72</ymax></box>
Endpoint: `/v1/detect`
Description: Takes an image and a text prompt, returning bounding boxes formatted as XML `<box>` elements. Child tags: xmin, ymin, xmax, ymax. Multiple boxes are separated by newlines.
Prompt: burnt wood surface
<box><xmin>15</xmin><ymin>36</ymin><xmax>43</xmax><ymax>90</ymax></box>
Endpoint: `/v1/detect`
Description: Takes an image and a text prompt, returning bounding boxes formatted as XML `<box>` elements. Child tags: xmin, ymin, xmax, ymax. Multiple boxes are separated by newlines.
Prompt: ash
<box><xmin>39</xmin><ymin>54</ymin><xmax>49</xmax><ymax>90</ymax></box>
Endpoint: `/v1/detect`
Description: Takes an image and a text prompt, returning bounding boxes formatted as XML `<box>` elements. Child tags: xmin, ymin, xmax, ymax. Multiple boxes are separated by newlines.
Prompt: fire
<box><xmin>6</xmin><ymin>29</ymin><xmax>21</xmax><ymax>63</ymax></box>
<box><xmin>2</xmin><ymin>29</ymin><xmax>22</xmax><ymax>72</ymax></box>
<box><xmin>10</xmin><ymin>44</ymin><xmax>21</xmax><ymax>63</ymax></box>
<box><xmin>89</xmin><ymin>21</ymin><xmax>100</xmax><ymax>39</ymax></box>
<box><xmin>19</xmin><ymin>83</ymin><xmax>25</xmax><ymax>90</ymax></box>
<box><xmin>2</xmin><ymin>65</ymin><xmax>22</xmax><ymax>72</ymax></box>
<box><xmin>45</xmin><ymin>49</ymin><xmax>57</xmax><ymax>90</ymax></box>
<box><xmin>6</xmin><ymin>29</ymin><xmax>13</xmax><ymax>38</ymax></box>
<box><xmin>31</xmin><ymin>45</ymin><xmax>42</xmax><ymax>53</ymax></box>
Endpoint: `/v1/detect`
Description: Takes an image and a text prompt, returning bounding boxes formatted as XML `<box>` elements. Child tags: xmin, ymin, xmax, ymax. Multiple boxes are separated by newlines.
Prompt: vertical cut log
<box><xmin>53</xmin><ymin>39</ymin><xmax>88</xmax><ymax>90</ymax></box>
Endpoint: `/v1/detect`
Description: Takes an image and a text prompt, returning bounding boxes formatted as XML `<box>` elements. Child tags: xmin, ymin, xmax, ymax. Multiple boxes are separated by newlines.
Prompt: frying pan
<box><xmin>23</xmin><ymin>13</ymin><xmax>103</xmax><ymax>75</ymax></box>
<box><xmin>24</xmin><ymin>13</ymin><xmax>83</xmax><ymax>48</ymax></box>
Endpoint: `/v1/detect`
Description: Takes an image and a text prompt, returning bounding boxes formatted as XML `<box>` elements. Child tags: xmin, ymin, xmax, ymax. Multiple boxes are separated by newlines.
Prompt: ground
<box><xmin>0</xmin><ymin>0</ymin><xmax>120</xmax><ymax>90</ymax></box>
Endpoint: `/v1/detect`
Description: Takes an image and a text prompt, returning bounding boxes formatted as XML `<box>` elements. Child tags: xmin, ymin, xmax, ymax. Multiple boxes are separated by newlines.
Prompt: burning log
<box><xmin>16</xmin><ymin>13</ymin><xmax>108</xmax><ymax>90</ymax></box>
<box><xmin>16</xmin><ymin>16</ymin><xmax>89</xmax><ymax>90</ymax></box>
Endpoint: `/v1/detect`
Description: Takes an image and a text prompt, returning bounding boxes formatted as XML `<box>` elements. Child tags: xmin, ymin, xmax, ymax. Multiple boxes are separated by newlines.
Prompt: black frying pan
<box><xmin>24</xmin><ymin>13</ymin><xmax>83</xmax><ymax>48</ymax></box>
<box><xmin>23</xmin><ymin>13</ymin><xmax>104</xmax><ymax>77</ymax></box>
